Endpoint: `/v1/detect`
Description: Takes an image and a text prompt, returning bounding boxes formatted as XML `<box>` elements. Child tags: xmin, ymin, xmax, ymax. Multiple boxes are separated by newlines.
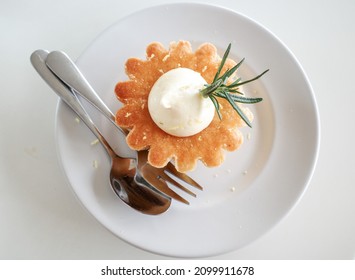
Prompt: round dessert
<box><xmin>115</xmin><ymin>41</ymin><xmax>259</xmax><ymax>172</ymax></box>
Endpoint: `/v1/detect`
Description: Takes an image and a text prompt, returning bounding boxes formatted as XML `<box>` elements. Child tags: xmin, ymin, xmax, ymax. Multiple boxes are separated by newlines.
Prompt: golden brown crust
<box><xmin>115</xmin><ymin>41</ymin><xmax>252</xmax><ymax>172</ymax></box>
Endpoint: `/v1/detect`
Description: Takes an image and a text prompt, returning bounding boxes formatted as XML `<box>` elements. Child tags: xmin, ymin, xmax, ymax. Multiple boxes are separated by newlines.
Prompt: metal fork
<box><xmin>45</xmin><ymin>50</ymin><xmax>203</xmax><ymax>204</ymax></box>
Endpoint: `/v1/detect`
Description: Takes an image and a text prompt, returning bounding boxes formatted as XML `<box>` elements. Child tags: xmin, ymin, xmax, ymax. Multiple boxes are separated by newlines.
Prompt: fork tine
<box><xmin>158</xmin><ymin>171</ymin><xmax>196</xmax><ymax>197</ymax></box>
<box><xmin>141</xmin><ymin>165</ymin><xmax>190</xmax><ymax>205</ymax></box>
<box><xmin>165</xmin><ymin>162</ymin><xmax>203</xmax><ymax>190</ymax></box>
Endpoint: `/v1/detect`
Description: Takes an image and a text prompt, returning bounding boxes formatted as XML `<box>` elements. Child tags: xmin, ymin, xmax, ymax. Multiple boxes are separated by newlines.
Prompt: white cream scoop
<box><xmin>148</xmin><ymin>68</ymin><xmax>215</xmax><ymax>137</ymax></box>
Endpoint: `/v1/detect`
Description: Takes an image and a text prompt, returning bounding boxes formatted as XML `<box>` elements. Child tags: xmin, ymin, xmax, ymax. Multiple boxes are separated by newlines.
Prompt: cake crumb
<box><xmin>243</xmin><ymin>170</ymin><xmax>248</xmax><ymax>175</ymax></box>
<box><xmin>90</xmin><ymin>139</ymin><xmax>99</xmax><ymax>146</ymax></box>
<box><xmin>230</xmin><ymin>186</ymin><xmax>236</xmax><ymax>192</ymax></box>
<box><xmin>247</xmin><ymin>132</ymin><xmax>251</xmax><ymax>140</ymax></box>
<box><xmin>92</xmin><ymin>160</ymin><xmax>99</xmax><ymax>168</ymax></box>
<box><xmin>24</xmin><ymin>146</ymin><xmax>38</xmax><ymax>158</ymax></box>
<box><xmin>75</xmin><ymin>117</ymin><xmax>80</xmax><ymax>123</ymax></box>
<box><xmin>162</xmin><ymin>54</ymin><xmax>170</xmax><ymax>62</ymax></box>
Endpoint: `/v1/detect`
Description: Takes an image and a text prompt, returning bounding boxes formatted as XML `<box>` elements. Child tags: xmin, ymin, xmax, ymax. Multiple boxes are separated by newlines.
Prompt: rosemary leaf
<box><xmin>227</xmin><ymin>77</ymin><xmax>242</xmax><ymax>88</ymax></box>
<box><xmin>209</xmin><ymin>95</ymin><xmax>222</xmax><ymax>119</ymax></box>
<box><xmin>233</xmin><ymin>69</ymin><xmax>270</xmax><ymax>87</ymax></box>
<box><xmin>220</xmin><ymin>58</ymin><xmax>245</xmax><ymax>82</ymax></box>
<box><xmin>224</xmin><ymin>93</ymin><xmax>253</xmax><ymax>127</ymax></box>
<box><xmin>228</xmin><ymin>95</ymin><xmax>263</xmax><ymax>104</ymax></box>
<box><xmin>212</xmin><ymin>43</ymin><xmax>231</xmax><ymax>83</ymax></box>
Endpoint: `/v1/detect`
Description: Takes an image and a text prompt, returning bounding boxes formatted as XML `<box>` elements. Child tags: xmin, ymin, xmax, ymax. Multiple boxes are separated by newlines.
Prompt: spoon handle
<box><xmin>30</xmin><ymin>50</ymin><xmax>134</xmax><ymax>159</ymax></box>
<box><xmin>31</xmin><ymin>50</ymin><xmax>108</xmax><ymax>145</ymax></box>
<box><xmin>45</xmin><ymin>51</ymin><xmax>116</xmax><ymax>122</ymax></box>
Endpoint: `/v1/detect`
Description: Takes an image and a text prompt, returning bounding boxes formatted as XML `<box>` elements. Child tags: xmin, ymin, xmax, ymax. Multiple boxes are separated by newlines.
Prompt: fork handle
<box><xmin>45</xmin><ymin>51</ymin><xmax>117</xmax><ymax>122</ymax></box>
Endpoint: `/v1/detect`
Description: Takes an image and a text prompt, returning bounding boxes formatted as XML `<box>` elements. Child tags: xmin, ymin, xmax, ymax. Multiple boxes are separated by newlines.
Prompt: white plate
<box><xmin>55</xmin><ymin>3</ymin><xmax>320</xmax><ymax>258</ymax></box>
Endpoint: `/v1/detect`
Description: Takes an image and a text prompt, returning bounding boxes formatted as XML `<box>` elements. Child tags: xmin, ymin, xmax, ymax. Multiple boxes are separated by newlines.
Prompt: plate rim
<box><xmin>54</xmin><ymin>2</ymin><xmax>320</xmax><ymax>258</ymax></box>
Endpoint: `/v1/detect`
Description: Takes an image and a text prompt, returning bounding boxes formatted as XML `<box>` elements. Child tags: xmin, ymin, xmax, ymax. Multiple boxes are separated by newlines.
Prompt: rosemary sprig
<box><xmin>200</xmin><ymin>43</ymin><xmax>269</xmax><ymax>127</ymax></box>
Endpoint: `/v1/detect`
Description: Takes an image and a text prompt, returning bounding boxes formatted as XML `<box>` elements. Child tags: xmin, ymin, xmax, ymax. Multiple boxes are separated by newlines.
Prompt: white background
<box><xmin>1</xmin><ymin>0</ymin><xmax>354</xmax><ymax>259</ymax></box>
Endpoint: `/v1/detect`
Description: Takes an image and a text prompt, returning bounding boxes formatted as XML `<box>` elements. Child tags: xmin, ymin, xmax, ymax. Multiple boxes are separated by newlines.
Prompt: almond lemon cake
<box><xmin>114</xmin><ymin>41</ymin><xmax>268</xmax><ymax>173</ymax></box>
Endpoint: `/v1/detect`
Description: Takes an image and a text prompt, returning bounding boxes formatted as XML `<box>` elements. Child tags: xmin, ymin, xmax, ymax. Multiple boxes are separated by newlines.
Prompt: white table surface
<box><xmin>1</xmin><ymin>0</ymin><xmax>354</xmax><ymax>260</ymax></box>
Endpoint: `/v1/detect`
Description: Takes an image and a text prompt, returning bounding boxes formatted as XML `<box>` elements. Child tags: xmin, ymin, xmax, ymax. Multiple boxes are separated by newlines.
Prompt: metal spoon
<box><xmin>31</xmin><ymin>50</ymin><xmax>171</xmax><ymax>215</ymax></box>
<box><xmin>44</xmin><ymin>50</ymin><xmax>202</xmax><ymax>204</ymax></box>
